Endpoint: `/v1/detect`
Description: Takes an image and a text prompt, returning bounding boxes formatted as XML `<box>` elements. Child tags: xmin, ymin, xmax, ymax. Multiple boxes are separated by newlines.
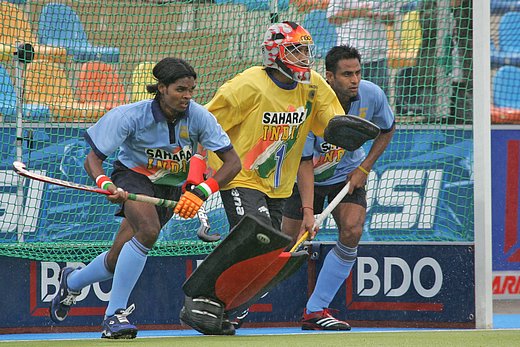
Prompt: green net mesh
<box><xmin>0</xmin><ymin>0</ymin><xmax>487</xmax><ymax>261</ymax></box>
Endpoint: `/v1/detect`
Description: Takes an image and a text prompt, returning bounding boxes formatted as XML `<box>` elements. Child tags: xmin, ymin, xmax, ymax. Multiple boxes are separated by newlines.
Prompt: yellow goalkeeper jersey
<box><xmin>207</xmin><ymin>66</ymin><xmax>345</xmax><ymax>198</ymax></box>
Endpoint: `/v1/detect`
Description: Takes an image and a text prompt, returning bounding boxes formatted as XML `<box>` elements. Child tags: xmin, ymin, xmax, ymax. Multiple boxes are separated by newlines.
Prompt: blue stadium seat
<box><xmin>37</xmin><ymin>3</ymin><xmax>119</xmax><ymax>63</ymax></box>
<box><xmin>491</xmin><ymin>12</ymin><xmax>520</xmax><ymax>68</ymax></box>
<box><xmin>302</xmin><ymin>10</ymin><xmax>337</xmax><ymax>59</ymax></box>
<box><xmin>498</xmin><ymin>11</ymin><xmax>520</xmax><ymax>53</ymax></box>
<box><xmin>493</xmin><ymin>65</ymin><xmax>520</xmax><ymax>109</ymax></box>
<box><xmin>231</xmin><ymin>0</ymin><xmax>289</xmax><ymax>11</ymax></box>
<box><xmin>399</xmin><ymin>0</ymin><xmax>419</xmax><ymax>13</ymax></box>
<box><xmin>0</xmin><ymin>64</ymin><xmax>50</xmax><ymax>122</ymax></box>
<box><xmin>4</xmin><ymin>0</ymin><xmax>27</xmax><ymax>4</ymax></box>
<box><xmin>491</xmin><ymin>0</ymin><xmax>520</xmax><ymax>14</ymax></box>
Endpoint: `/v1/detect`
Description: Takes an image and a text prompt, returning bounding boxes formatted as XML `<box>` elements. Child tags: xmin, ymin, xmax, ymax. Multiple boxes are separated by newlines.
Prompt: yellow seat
<box><xmin>131</xmin><ymin>62</ymin><xmax>156</xmax><ymax>102</ymax></box>
<box><xmin>24</xmin><ymin>60</ymin><xmax>106</xmax><ymax>122</ymax></box>
<box><xmin>0</xmin><ymin>2</ymin><xmax>35</xmax><ymax>47</ymax></box>
<box><xmin>386</xmin><ymin>11</ymin><xmax>422</xmax><ymax>69</ymax></box>
<box><xmin>0</xmin><ymin>2</ymin><xmax>66</xmax><ymax>63</ymax></box>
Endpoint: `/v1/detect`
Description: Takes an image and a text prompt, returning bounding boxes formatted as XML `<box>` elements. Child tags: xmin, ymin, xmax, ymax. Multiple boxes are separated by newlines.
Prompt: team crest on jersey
<box><xmin>359</xmin><ymin>107</ymin><xmax>368</xmax><ymax>119</ymax></box>
<box><xmin>180</xmin><ymin>125</ymin><xmax>189</xmax><ymax>139</ymax></box>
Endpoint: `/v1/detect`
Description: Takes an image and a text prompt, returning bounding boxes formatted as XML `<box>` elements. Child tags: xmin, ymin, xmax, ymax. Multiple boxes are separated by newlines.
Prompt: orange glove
<box><xmin>174</xmin><ymin>177</ymin><xmax>219</xmax><ymax>219</ymax></box>
<box><xmin>174</xmin><ymin>189</ymin><xmax>205</xmax><ymax>219</ymax></box>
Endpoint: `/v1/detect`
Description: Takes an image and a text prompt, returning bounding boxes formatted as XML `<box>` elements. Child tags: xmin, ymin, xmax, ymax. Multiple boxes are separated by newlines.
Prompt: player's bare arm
<box><xmin>84</xmin><ymin>150</ymin><xmax>128</xmax><ymax>203</ymax></box>
<box><xmin>213</xmin><ymin>148</ymin><xmax>242</xmax><ymax>188</ymax></box>
<box><xmin>296</xmin><ymin>159</ymin><xmax>318</xmax><ymax>239</ymax></box>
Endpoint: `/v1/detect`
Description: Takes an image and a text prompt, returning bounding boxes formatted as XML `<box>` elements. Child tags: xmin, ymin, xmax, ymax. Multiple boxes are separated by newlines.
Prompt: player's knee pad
<box><xmin>179</xmin><ymin>296</ymin><xmax>235</xmax><ymax>335</ymax></box>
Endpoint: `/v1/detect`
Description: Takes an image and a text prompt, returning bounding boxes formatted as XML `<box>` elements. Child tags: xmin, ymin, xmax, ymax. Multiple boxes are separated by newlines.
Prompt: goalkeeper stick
<box><xmin>289</xmin><ymin>181</ymin><xmax>351</xmax><ymax>252</ymax></box>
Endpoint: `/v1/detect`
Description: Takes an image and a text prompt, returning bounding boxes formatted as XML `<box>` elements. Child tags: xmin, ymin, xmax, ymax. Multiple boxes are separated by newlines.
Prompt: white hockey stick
<box><xmin>289</xmin><ymin>181</ymin><xmax>351</xmax><ymax>252</ymax></box>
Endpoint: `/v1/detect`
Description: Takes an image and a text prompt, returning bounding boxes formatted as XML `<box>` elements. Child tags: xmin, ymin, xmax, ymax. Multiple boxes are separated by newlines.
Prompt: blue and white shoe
<box><xmin>49</xmin><ymin>267</ymin><xmax>81</xmax><ymax>323</ymax></box>
<box><xmin>101</xmin><ymin>304</ymin><xmax>138</xmax><ymax>339</ymax></box>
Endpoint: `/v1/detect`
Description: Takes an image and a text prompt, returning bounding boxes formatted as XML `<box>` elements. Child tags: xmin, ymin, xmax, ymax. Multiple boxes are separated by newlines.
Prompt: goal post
<box><xmin>473</xmin><ymin>0</ymin><xmax>493</xmax><ymax>329</ymax></box>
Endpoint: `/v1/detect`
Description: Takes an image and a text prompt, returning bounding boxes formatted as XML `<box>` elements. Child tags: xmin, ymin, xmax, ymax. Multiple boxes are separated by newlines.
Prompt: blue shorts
<box><xmin>111</xmin><ymin>160</ymin><xmax>182</xmax><ymax>227</ymax></box>
<box><xmin>282</xmin><ymin>182</ymin><xmax>366</xmax><ymax>220</ymax></box>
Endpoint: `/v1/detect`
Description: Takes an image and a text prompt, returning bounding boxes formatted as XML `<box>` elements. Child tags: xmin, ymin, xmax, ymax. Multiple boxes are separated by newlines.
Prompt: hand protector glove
<box><xmin>174</xmin><ymin>187</ymin><xmax>206</xmax><ymax>219</ymax></box>
<box><xmin>324</xmin><ymin>115</ymin><xmax>381</xmax><ymax>151</ymax></box>
<box><xmin>174</xmin><ymin>177</ymin><xmax>219</xmax><ymax>219</ymax></box>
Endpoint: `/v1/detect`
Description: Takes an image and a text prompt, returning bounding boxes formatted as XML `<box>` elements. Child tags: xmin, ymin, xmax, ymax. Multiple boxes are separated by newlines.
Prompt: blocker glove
<box><xmin>174</xmin><ymin>178</ymin><xmax>219</xmax><ymax>219</ymax></box>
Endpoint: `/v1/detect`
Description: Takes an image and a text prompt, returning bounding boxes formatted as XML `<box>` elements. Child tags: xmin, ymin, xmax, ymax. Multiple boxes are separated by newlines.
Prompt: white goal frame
<box><xmin>473</xmin><ymin>0</ymin><xmax>493</xmax><ymax>329</ymax></box>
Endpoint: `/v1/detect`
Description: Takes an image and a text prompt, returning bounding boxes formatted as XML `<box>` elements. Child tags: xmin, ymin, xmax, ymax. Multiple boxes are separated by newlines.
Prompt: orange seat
<box><xmin>290</xmin><ymin>0</ymin><xmax>329</xmax><ymax>13</ymax></box>
<box><xmin>76</xmin><ymin>61</ymin><xmax>128</xmax><ymax>110</ymax></box>
<box><xmin>491</xmin><ymin>105</ymin><xmax>520</xmax><ymax>124</ymax></box>
<box><xmin>24</xmin><ymin>60</ymin><xmax>106</xmax><ymax>122</ymax></box>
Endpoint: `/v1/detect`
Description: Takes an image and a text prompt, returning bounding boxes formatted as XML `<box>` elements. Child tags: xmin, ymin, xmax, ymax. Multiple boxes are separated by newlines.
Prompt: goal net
<box><xmin>0</xmin><ymin>0</ymin><xmax>489</xmax><ymax>263</ymax></box>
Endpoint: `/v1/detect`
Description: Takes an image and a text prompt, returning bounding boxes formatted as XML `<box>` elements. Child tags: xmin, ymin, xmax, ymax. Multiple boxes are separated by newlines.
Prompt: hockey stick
<box><xmin>217</xmin><ymin>181</ymin><xmax>354</xmax><ymax>313</ymax></box>
<box><xmin>13</xmin><ymin>161</ymin><xmax>178</xmax><ymax>207</ymax></box>
<box><xmin>196</xmin><ymin>205</ymin><xmax>220</xmax><ymax>242</ymax></box>
<box><xmin>289</xmin><ymin>181</ymin><xmax>351</xmax><ymax>252</ymax></box>
<box><xmin>14</xmin><ymin>160</ymin><xmax>219</xmax><ymax>242</ymax></box>
<box><xmin>185</xmin><ymin>153</ymin><xmax>221</xmax><ymax>243</ymax></box>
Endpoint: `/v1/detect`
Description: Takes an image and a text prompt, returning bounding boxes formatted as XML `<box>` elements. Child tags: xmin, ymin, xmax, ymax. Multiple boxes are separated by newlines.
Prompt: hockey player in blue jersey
<box><xmin>48</xmin><ymin>57</ymin><xmax>241</xmax><ymax>339</ymax></box>
<box><xmin>282</xmin><ymin>45</ymin><xmax>395</xmax><ymax>330</ymax></box>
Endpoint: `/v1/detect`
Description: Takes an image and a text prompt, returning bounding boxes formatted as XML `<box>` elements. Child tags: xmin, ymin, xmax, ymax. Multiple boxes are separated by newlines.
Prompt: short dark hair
<box><xmin>325</xmin><ymin>45</ymin><xmax>362</xmax><ymax>74</ymax></box>
<box><xmin>146</xmin><ymin>57</ymin><xmax>197</xmax><ymax>94</ymax></box>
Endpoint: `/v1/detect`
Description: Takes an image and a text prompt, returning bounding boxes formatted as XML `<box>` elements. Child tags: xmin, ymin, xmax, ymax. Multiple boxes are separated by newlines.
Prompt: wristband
<box><xmin>95</xmin><ymin>174</ymin><xmax>113</xmax><ymax>190</ymax></box>
<box><xmin>301</xmin><ymin>206</ymin><xmax>314</xmax><ymax>212</ymax></box>
<box><xmin>196</xmin><ymin>177</ymin><xmax>219</xmax><ymax>199</ymax></box>
<box><xmin>358</xmin><ymin>165</ymin><xmax>370</xmax><ymax>175</ymax></box>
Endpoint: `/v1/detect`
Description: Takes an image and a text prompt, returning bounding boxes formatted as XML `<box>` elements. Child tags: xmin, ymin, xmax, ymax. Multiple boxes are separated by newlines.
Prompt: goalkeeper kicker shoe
<box><xmin>301</xmin><ymin>308</ymin><xmax>351</xmax><ymax>331</ymax></box>
<box><xmin>101</xmin><ymin>304</ymin><xmax>138</xmax><ymax>339</ymax></box>
<box><xmin>49</xmin><ymin>267</ymin><xmax>81</xmax><ymax>323</ymax></box>
<box><xmin>230</xmin><ymin>308</ymin><xmax>249</xmax><ymax>329</ymax></box>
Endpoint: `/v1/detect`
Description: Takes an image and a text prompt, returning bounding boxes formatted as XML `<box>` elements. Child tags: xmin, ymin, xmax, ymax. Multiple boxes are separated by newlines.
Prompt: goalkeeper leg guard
<box><xmin>226</xmin><ymin>249</ymin><xmax>308</xmax><ymax>316</ymax></box>
<box><xmin>183</xmin><ymin>214</ymin><xmax>308</xmax><ymax>321</ymax></box>
<box><xmin>180</xmin><ymin>296</ymin><xmax>234</xmax><ymax>335</ymax></box>
<box><xmin>182</xmin><ymin>215</ymin><xmax>293</xmax><ymax>311</ymax></box>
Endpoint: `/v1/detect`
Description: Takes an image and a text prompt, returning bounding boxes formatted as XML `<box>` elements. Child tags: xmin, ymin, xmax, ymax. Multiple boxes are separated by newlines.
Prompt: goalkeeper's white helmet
<box><xmin>261</xmin><ymin>21</ymin><xmax>315</xmax><ymax>84</ymax></box>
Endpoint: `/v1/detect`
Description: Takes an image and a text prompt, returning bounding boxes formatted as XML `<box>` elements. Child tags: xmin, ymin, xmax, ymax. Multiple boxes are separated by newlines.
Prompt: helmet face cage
<box><xmin>262</xmin><ymin>22</ymin><xmax>315</xmax><ymax>84</ymax></box>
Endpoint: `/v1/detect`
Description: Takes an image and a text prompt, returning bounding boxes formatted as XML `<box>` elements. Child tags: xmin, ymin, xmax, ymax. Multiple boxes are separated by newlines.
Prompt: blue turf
<box><xmin>1</xmin><ymin>315</ymin><xmax>519</xmax><ymax>341</ymax></box>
